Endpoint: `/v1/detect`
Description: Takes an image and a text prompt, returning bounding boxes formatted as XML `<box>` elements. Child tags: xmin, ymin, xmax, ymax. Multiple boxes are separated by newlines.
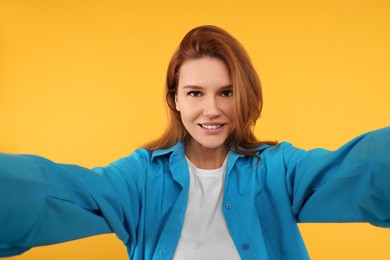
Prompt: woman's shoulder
<box><xmin>113</xmin><ymin>142</ymin><xmax>184</xmax><ymax>168</ymax></box>
<box><xmin>256</xmin><ymin>141</ymin><xmax>297</xmax><ymax>156</ymax></box>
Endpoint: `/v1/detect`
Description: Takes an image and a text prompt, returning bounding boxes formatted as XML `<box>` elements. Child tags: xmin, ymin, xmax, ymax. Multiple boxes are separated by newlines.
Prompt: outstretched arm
<box><xmin>285</xmin><ymin>127</ymin><xmax>390</xmax><ymax>226</ymax></box>
<box><xmin>0</xmin><ymin>153</ymin><xmax>141</xmax><ymax>257</ymax></box>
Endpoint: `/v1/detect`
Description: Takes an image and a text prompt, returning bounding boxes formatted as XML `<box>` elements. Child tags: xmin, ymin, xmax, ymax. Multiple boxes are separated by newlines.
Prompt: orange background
<box><xmin>0</xmin><ymin>0</ymin><xmax>389</xmax><ymax>259</ymax></box>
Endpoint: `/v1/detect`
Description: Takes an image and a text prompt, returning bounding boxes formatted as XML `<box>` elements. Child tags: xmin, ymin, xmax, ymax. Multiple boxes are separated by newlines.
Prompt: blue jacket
<box><xmin>1</xmin><ymin>127</ymin><xmax>389</xmax><ymax>259</ymax></box>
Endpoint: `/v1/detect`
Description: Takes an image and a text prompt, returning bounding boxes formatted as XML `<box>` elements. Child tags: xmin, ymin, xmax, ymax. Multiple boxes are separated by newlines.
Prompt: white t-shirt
<box><xmin>173</xmin><ymin>156</ymin><xmax>241</xmax><ymax>260</ymax></box>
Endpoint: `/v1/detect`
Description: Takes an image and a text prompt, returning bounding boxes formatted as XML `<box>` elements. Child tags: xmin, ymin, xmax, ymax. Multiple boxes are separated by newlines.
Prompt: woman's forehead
<box><xmin>178</xmin><ymin>58</ymin><xmax>232</xmax><ymax>88</ymax></box>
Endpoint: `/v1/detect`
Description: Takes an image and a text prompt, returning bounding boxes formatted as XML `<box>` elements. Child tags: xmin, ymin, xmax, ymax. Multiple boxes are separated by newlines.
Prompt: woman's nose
<box><xmin>203</xmin><ymin>97</ymin><xmax>221</xmax><ymax>117</ymax></box>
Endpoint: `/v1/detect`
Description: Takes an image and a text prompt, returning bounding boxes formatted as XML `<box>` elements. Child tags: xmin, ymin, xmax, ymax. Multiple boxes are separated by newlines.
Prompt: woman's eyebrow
<box><xmin>182</xmin><ymin>85</ymin><xmax>203</xmax><ymax>90</ymax></box>
<box><xmin>182</xmin><ymin>85</ymin><xmax>232</xmax><ymax>90</ymax></box>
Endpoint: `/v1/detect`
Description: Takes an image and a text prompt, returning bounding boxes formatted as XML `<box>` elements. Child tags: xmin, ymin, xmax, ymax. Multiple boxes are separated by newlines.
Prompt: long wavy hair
<box><xmin>144</xmin><ymin>25</ymin><xmax>277</xmax><ymax>156</ymax></box>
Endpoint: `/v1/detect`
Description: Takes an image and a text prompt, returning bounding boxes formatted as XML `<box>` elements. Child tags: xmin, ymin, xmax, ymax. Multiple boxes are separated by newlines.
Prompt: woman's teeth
<box><xmin>200</xmin><ymin>124</ymin><xmax>222</xmax><ymax>129</ymax></box>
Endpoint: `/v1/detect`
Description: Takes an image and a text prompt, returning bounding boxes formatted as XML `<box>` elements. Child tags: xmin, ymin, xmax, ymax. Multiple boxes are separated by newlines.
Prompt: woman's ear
<box><xmin>175</xmin><ymin>94</ymin><xmax>180</xmax><ymax>112</ymax></box>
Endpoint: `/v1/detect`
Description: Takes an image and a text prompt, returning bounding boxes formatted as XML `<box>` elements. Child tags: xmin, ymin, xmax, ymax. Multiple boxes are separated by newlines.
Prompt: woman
<box><xmin>0</xmin><ymin>25</ymin><xmax>389</xmax><ymax>259</ymax></box>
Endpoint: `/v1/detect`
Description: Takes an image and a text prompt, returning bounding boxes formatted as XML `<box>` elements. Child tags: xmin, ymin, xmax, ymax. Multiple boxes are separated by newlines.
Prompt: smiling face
<box><xmin>175</xmin><ymin>57</ymin><xmax>234</xmax><ymax>156</ymax></box>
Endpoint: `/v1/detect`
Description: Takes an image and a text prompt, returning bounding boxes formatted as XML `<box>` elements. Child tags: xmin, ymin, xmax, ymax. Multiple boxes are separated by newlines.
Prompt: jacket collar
<box><xmin>150</xmin><ymin>141</ymin><xmax>186</xmax><ymax>161</ymax></box>
<box><xmin>150</xmin><ymin>141</ymin><xmax>248</xmax><ymax>162</ymax></box>
<box><xmin>150</xmin><ymin>141</ymin><xmax>247</xmax><ymax>177</ymax></box>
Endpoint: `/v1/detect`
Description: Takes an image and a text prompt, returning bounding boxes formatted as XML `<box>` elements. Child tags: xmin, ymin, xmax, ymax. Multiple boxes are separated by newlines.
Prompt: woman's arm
<box><xmin>284</xmin><ymin>127</ymin><xmax>390</xmax><ymax>226</ymax></box>
<box><xmin>0</xmin><ymin>152</ymin><xmax>142</xmax><ymax>257</ymax></box>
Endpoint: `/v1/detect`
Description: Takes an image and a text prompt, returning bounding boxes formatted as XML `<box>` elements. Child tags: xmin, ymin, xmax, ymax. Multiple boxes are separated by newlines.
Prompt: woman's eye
<box><xmin>188</xmin><ymin>91</ymin><xmax>202</xmax><ymax>97</ymax></box>
<box><xmin>221</xmin><ymin>90</ymin><xmax>233</xmax><ymax>97</ymax></box>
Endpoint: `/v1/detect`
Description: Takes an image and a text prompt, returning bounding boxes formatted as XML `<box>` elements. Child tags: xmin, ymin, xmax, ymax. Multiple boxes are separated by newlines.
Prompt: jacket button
<box><xmin>241</xmin><ymin>243</ymin><xmax>250</xmax><ymax>250</ymax></box>
<box><xmin>226</xmin><ymin>203</ymin><xmax>232</xmax><ymax>210</ymax></box>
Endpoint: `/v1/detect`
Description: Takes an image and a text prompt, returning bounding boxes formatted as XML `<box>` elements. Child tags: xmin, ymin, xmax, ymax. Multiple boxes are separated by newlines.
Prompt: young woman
<box><xmin>0</xmin><ymin>25</ymin><xmax>389</xmax><ymax>260</ymax></box>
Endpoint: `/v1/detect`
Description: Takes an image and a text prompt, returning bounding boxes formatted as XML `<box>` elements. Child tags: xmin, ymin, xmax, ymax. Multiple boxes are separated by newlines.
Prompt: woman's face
<box><xmin>175</xmin><ymin>57</ymin><xmax>234</xmax><ymax>153</ymax></box>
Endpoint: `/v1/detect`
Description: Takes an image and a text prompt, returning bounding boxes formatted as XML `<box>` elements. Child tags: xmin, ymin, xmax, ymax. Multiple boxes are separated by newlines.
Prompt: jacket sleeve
<box><xmin>284</xmin><ymin>126</ymin><xmax>390</xmax><ymax>226</ymax></box>
<box><xmin>0</xmin><ymin>151</ymin><xmax>144</xmax><ymax>257</ymax></box>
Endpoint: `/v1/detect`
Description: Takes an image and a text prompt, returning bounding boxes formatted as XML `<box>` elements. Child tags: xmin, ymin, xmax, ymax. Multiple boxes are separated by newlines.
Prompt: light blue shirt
<box><xmin>1</xmin><ymin>127</ymin><xmax>389</xmax><ymax>259</ymax></box>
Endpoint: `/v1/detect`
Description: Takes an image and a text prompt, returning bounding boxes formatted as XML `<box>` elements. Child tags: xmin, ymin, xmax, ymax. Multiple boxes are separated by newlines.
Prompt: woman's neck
<box><xmin>185</xmin><ymin>141</ymin><xmax>229</xmax><ymax>170</ymax></box>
